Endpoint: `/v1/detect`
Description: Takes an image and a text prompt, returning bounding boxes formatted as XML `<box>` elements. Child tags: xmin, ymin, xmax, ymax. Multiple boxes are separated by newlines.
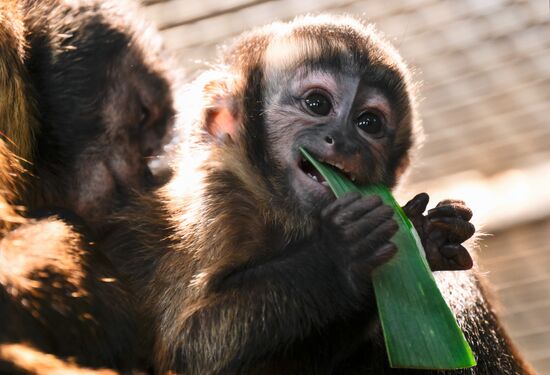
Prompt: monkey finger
<box><xmin>426</xmin><ymin>227</ymin><xmax>447</xmax><ymax>247</ymax></box>
<box><xmin>321</xmin><ymin>192</ymin><xmax>363</xmax><ymax>220</ymax></box>
<box><xmin>368</xmin><ymin>243</ymin><xmax>398</xmax><ymax>269</ymax></box>
<box><xmin>441</xmin><ymin>244</ymin><xmax>473</xmax><ymax>271</ymax></box>
<box><xmin>351</xmin><ymin>219</ymin><xmax>398</xmax><ymax>255</ymax></box>
<box><xmin>352</xmin><ymin>243</ymin><xmax>397</xmax><ymax>274</ymax></box>
<box><xmin>331</xmin><ymin>196</ymin><xmax>385</xmax><ymax>226</ymax></box>
<box><xmin>402</xmin><ymin>193</ymin><xmax>429</xmax><ymax>218</ymax></box>
<box><xmin>436</xmin><ymin>199</ymin><xmax>466</xmax><ymax>207</ymax></box>
<box><xmin>440</xmin><ymin>244</ymin><xmax>460</xmax><ymax>258</ymax></box>
<box><xmin>430</xmin><ymin>217</ymin><xmax>475</xmax><ymax>243</ymax></box>
<box><xmin>344</xmin><ymin>206</ymin><xmax>394</xmax><ymax>241</ymax></box>
<box><xmin>425</xmin><ymin>244</ymin><xmax>446</xmax><ymax>271</ymax></box>
<box><xmin>427</xmin><ymin>204</ymin><xmax>473</xmax><ymax>221</ymax></box>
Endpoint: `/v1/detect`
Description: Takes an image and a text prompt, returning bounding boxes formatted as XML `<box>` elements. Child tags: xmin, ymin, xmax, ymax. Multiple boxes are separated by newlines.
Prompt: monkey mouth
<box><xmin>298</xmin><ymin>155</ymin><xmax>357</xmax><ymax>188</ymax></box>
<box><xmin>299</xmin><ymin>157</ymin><xmax>329</xmax><ymax>186</ymax></box>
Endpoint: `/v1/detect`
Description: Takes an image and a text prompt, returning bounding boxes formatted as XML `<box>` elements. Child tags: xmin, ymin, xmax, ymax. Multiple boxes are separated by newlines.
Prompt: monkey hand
<box><xmin>320</xmin><ymin>192</ymin><xmax>398</xmax><ymax>293</ymax></box>
<box><xmin>402</xmin><ymin>193</ymin><xmax>475</xmax><ymax>272</ymax></box>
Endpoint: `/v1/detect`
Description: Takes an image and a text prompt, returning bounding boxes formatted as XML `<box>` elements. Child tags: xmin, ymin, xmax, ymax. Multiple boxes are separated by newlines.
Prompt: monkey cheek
<box><xmin>289</xmin><ymin>169</ymin><xmax>334</xmax><ymax>212</ymax></box>
<box><xmin>72</xmin><ymin>159</ymin><xmax>119</xmax><ymax>223</ymax></box>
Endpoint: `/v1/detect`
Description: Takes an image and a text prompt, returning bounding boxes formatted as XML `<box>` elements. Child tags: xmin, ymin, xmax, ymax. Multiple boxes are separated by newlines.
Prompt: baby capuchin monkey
<box><xmin>105</xmin><ymin>15</ymin><xmax>533</xmax><ymax>374</ymax></box>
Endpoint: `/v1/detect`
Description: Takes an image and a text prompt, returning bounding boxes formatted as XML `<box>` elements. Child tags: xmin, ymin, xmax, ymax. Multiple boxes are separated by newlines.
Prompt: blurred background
<box><xmin>137</xmin><ymin>0</ymin><xmax>550</xmax><ymax>372</ymax></box>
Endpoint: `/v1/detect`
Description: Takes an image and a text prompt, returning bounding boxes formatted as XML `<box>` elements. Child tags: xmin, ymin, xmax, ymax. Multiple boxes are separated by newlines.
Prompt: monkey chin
<box><xmin>288</xmin><ymin>155</ymin><xmax>334</xmax><ymax>211</ymax></box>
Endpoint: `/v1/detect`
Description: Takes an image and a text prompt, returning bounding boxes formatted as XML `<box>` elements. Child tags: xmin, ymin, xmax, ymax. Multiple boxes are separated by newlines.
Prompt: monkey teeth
<box><xmin>318</xmin><ymin>159</ymin><xmax>357</xmax><ymax>183</ymax></box>
<box><xmin>307</xmin><ymin>172</ymin><xmax>329</xmax><ymax>185</ymax></box>
<box><xmin>300</xmin><ymin>155</ymin><xmax>358</xmax><ymax>187</ymax></box>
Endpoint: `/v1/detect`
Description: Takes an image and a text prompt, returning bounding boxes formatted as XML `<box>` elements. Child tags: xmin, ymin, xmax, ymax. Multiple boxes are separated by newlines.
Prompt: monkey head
<box><xmin>192</xmin><ymin>15</ymin><xmax>419</xmax><ymax>228</ymax></box>
<box><xmin>24</xmin><ymin>0</ymin><xmax>176</xmax><ymax>224</ymax></box>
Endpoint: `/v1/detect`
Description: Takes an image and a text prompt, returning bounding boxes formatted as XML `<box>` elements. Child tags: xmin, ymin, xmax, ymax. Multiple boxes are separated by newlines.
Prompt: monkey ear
<box><xmin>198</xmin><ymin>72</ymin><xmax>240</xmax><ymax>143</ymax></box>
<box><xmin>206</xmin><ymin>107</ymin><xmax>239</xmax><ymax>142</ymax></box>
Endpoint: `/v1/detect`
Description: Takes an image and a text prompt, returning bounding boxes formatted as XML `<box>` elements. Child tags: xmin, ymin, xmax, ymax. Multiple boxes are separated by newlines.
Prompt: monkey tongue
<box><xmin>299</xmin><ymin>157</ymin><xmax>328</xmax><ymax>186</ymax></box>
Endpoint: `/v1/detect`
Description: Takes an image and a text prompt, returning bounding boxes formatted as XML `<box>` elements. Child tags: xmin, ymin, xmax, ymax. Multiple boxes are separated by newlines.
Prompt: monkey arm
<box><xmin>158</xmin><ymin>193</ymin><xmax>399</xmax><ymax>374</ymax></box>
<box><xmin>166</xmin><ymin>240</ymin><xmax>360</xmax><ymax>374</ymax></box>
<box><xmin>0</xmin><ymin>218</ymin><xmax>139</xmax><ymax>370</ymax></box>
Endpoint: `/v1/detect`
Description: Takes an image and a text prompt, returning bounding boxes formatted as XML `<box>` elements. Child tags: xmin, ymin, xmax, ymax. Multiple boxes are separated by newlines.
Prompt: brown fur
<box><xmin>0</xmin><ymin>141</ymin><xmax>26</xmax><ymax>232</ymax></box>
<box><xmin>0</xmin><ymin>344</ymin><xmax>117</xmax><ymax>375</ymax></box>
<box><xmin>0</xmin><ymin>0</ymin><xmax>39</xmax><ymax>164</ymax></box>
<box><xmin>0</xmin><ymin>0</ymin><xmax>177</xmax><ymax>372</ymax></box>
<box><xmin>0</xmin><ymin>0</ymin><xmax>38</xmax><ymax>231</ymax></box>
<box><xmin>102</xmin><ymin>15</ymin><xmax>532</xmax><ymax>374</ymax></box>
<box><xmin>0</xmin><ymin>0</ymin><xmax>175</xmax><ymax>226</ymax></box>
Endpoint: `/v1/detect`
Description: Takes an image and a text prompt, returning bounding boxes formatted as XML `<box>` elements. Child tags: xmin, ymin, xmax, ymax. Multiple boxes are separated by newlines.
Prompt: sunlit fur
<box><xmin>4</xmin><ymin>0</ymin><xmax>176</xmax><ymax>225</ymax></box>
<box><xmin>0</xmin><ymin>0</ymin><xmax>177</xmax><ymax>372</ymax></box>
<box><xmin>169</xmin><ymin>16</ymin><xmax>420</xmax><ymax>242</ymax></box>
<box><xmin>0</xmin><ymin>137</ymin><xmax>140</xmax><ymax>372</ymax></box>
<box><xmin>0</xmin><ymin>1</ymin><xmax>39</xmax><ymax>164</ymax></box>
<box><xmin>0</xmin><ymin>343</ymin><xmax>117</xmax><ymax>374</ymax></box>
<box><xmin>0</xmin><ymin>141</ymin><xmax>26</xmax><ymax>232</ymax></box>
<box><xmin>98</xmin><ymin>14</ymin><xmax>530</xmax><ymax>374</ymax></box>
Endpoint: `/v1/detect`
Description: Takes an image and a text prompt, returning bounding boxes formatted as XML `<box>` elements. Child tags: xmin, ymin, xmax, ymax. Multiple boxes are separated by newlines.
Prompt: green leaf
<box><xmin>300</xmin><ymin>148</ymin><xmax>476</xmax><ymax>370</ymax></box>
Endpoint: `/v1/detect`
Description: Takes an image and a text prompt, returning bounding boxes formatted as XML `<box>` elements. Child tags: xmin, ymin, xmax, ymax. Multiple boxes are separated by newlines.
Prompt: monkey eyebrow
<box><xmin>291</xmin><ymin>66</ymin><xmax>338</xmax><ymax>86</ymax></box>
<box><xmin>290</xmin><ymin>70</ymin><xmax>344</xmax><ymax>102</ymax></box>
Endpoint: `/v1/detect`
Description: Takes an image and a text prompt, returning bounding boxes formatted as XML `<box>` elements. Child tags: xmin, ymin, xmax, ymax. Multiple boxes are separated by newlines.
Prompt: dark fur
<box><xmin>0</xmin><ymin>218</ymin><xmax>140</xmax><ymax>372</ymax></box>
<box><xmin>0</xmin><ymin>0</ymin><xmax>176</xmax><ymax>372</ymax></box>
<box><xmin>103</xmin><ymin>15</ymin><xmax>533</xmax><ymax>374</ymax></box>
<box><xmin>21</xmin><ymin>0</ymin><xmax>175</xmax><ymax>226</ymax></box>
<box><xmin>0</xmin><ymin>136</ymin><xmax>130</xmax><ymax>373</ymax></box>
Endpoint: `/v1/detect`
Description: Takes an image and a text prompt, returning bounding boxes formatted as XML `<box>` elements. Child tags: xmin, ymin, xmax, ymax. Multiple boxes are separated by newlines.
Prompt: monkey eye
<box><xmin>303</xmin><ymin>92</ymin><xmax>332</xmax><ymax>116</ymax></box>
<box><xmin>356</xmin><ymin>112</ymin><xmax>384</xmax><ymax>137</ymax></box>
<box><xmin>139</xmin><ymin>105</ymin><xmax>150</xmax><ymax>126</ymax></box>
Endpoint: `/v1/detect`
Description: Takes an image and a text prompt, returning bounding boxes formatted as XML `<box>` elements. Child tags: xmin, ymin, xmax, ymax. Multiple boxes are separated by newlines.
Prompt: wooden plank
<box><xmin>503</xmin><ymin>305</ymin><xmax>550</xmax><ymax>336</ymax></box>
<box><xmin>423</xmin><ymin>48</ymin><xmax>550</xmax><ymax>109</ymax></box>
<box><xmin>142</xmin><ymin>0</ymin><xmax>262</xmax><ymax>30</ymax></box>
<box><xmin>531</xmin><ymin>357</ymin><xmax>550</xmax><ymax>375</ymax></box>
<box><xmin>487</xmin><ymin>255</ymin><xmax>550</xmax><ymax>287</ymax></box>
<box><xmin>513</xmin><ymin>327</ymin><xmax>550</xmax><ymax>353</ymax></box>
<box><xmin>159</xmin><ymin>0</ymin><xmax>416</xmax><ymax>51</ymax></box>
<box><xmin>417</xmin><ymin>116</ymin><xmax>550</xmax><ymax>179</ymax></box>
<box><xmin>423</xmin><ymin>32</ymin><xmax>550</xmax><ymax>92</ymax></box>
<box><xmin>483</xmin><ymin>245</ymin><xmax>550</xmax><ymax>268</ymax></box>
<box><xmin>404</xmin><ymin>21</ymin><xmax>550</xmax><ymax>77</ymax></box>
<box><xmin>422</xmin><ymin>77</ymin><xmax>550</xmax><ymax>119</ymax></box>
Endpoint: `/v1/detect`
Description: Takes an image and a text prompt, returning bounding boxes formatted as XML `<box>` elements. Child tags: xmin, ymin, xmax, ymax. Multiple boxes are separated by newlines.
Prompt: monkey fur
<box><xmin>0</xmin><ymin>5</ymin><xmax>533</xmax><ymax>374</ymax></box>
<box><xmin>0</xmin><ymin>140</ymin><xmax>139</xmax><ymax>373</ymax></box>
<box><xmin>0</xmin><ymin>0</ymin><xmax>177</xmax><ymax>372</ymax></box>
<box><xmin>0</xmin><ymin>1</ymin><xmax>39</xmax><ymax>166</ymax></box>
<box><xmin>3</xmin><ymin>0</ymin><xmax>175</xmax><ymax>226</ymax></box>
<box><xmin>102</xmin><ymin>15</ymin><xmax>534</xmax><ymax>374</ymax></box>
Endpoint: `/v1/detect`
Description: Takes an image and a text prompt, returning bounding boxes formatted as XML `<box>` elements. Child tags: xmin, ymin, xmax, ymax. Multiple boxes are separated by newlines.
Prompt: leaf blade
<box><xmin>300</xmin><ymin>148</ymin><xmax>476</xmax><ymax>369</ymax></box>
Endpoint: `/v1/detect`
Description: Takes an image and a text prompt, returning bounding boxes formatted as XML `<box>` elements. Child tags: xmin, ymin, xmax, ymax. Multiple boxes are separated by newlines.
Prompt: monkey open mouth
<box><xmin>298</xmin><ymin>155</ymin><xmax>357</xmax><ymax>188</ymax></box>
<box><xmin>299</xmin><ymin>156</ymin><xmax>329</xmax><ymax>186</ymax></box>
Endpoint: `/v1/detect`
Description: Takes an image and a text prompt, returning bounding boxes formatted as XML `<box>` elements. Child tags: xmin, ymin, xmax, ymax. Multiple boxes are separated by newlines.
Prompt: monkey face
<box><xmin>263</xmin><ymin>63</ymin><xmax>411</xmax><ymax>213</ymax></box>
<box><xmin>214</xmin><ymin>19</ymin><xmax>418</xmax><ymax>217</ymax></box>
<box><xmin>26</xmin><ymin>4</ymin><xmax>176</xmax><ymax>224</ymax></box>
<box><xmin>70</xmin><ymin>48</ymin><xmax>174</xmax><ymax>223</ymax></box>
<box><xmin>199</xmin><ymin>17</ymin><xmax>417</xmax><ymax>221</ymax></box>
<box><xmin>264</xmin><ymin>67</ymin><xmax>391</xmax><ymax>205</ymax></box>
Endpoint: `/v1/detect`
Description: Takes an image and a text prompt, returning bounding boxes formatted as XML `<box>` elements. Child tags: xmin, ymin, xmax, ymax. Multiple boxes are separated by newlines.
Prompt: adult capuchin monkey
<box><xmin>0</xmin><ymin>0</ymin><xmax>176</xmax><ymax>372</ymax></box>
<box><xmin>103</xmin><ymin>15</ymin><xmax>534</xmax><ymax>374</ymax></box>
